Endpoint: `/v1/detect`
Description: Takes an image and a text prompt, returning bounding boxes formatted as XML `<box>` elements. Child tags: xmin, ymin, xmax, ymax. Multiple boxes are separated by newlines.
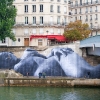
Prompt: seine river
<box><xmin>0</xmin><ymin>87</ymin><xmax>100</xmax><ymax>100</ymax></box>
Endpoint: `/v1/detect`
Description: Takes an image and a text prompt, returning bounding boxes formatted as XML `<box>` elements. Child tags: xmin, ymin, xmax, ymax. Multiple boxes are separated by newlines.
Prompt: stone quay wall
<box><xmin>4</xmin><ymin>77</ymin><xmax>100</xmax><ymax>87</ymax></box>
<box><xmin>0</xmin><ymin>46</ymin><xmax>47</xmax><ymax>58</ymax></box>
<box><xmin>0</xmin><ymin>43</ymin><xmax>100</xmax><ymax>65</ymax></box>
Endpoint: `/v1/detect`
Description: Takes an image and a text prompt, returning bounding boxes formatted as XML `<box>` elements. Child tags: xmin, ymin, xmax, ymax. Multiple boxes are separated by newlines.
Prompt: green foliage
<box><xmin>63</xmin><ymin>20</ymin><xmax>91</xmax><ymax>41</ymax></box>
<box><xmin>0</xmin><ymin>0</ymin><xmax>17</xmax><ymax>41</ymax></box>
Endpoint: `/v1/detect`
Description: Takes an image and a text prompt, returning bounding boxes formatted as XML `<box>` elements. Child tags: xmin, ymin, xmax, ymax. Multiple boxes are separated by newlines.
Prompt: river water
<box><xmin>0</xmin><ymin>87</ymin><xmax>100</xmax><ymax>100</ymax></box>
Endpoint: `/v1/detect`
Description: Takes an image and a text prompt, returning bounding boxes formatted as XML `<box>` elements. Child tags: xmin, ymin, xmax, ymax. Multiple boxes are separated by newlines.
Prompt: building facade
<box><xmin>0</xmin><ymin>0</ymin><xmax>68</xmax><ymax>47</ymax></box>
<box><xmin>69</xmin><ymin>0</ymin><xmax>100</xmax><ymax>36</ymax></box>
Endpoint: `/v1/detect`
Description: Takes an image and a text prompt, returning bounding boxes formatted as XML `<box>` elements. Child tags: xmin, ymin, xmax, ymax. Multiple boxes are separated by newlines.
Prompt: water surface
<box><xmin>0</xmin><ymin>87</ymin><xmax>100</xmax><ymax>100</ymax></box>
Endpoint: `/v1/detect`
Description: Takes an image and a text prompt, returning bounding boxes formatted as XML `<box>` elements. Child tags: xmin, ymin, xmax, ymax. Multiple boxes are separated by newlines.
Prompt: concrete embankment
<box><xmin>3</xmin><ymin>77</ymin><xmax>100</xmax><ymax>87</ymax></box>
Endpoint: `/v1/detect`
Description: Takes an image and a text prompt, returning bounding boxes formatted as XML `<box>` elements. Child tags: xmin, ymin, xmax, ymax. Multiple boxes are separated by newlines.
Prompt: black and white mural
<box><xmin>0</xmin><ymin>47</ymin><xmax>100</xmax><ymax>78</ymax></box>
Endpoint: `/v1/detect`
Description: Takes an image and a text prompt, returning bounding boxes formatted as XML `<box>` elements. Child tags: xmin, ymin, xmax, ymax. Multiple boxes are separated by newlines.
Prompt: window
<box><xmin>57</xmin><ymin>6</ymin><xmax>60</xmax><ymax>13</ymax></box>
<box><xmin>13</xmin><ymin>5</ymin><xmax>15</xmax><ymax>8</ymax></box>
<box><xmin>85</xmin><ymin>15</ymin><xmax>88</xmax><ymax>21</ymax></box>
<box><xmin>58</xmin><ymin>29</ymin><xmax>61</xmax><ymax>34</ymax></box>
<box><xmin>50</xmin><ymin>16</ymin><xmax>53</xmax><ymax>25</ymax></box>
<box><xmin>75</xmin><ymin>9</ymin><xmax>77</xmax><ymax>14</ymax></box>
<box><xmin>64</xmin><ymin>0</ymin><xmax>67</xmax><ymax>3</ymax></box>
<box><xmin>33</xmin><ymin>17</ymin><xmax>36</xmax><ymax>24</ymax></box>
<box><xmin>91</xmin><ymin>0</ymin><xmax>92</xmax><ymax>4</ymax></box>
<box><xmin>79</xmin><ymin>8</ymin><xmax>81</xmax><ymax>14</ymax></box>
<box><xmin>40</xmin><ymin>16</ymin><xmax>43</xmax><ymax>24</ymax></box>
<box><xmin>32</xmin><ymin>29</ymin><xmax>36</xmax><ymax>34</ymax></box>
<box><xmin>32</xmin><ymin>5</ymin><xmax>36</xmax><ymax>12</ymax></box>
<box><xmin>80</xmin><ymin>0</ymin><xmax>82</xmax><ymax>5</ymax></box>
<box><xmin>86</xmin><ymin>7</ymin><xmax>88</xmax><ymax>13</ymax></box>
<box><xmin>24</xmin><ymin>0</ymin><xmax>28</xmax><ymax>1</ymax></box>
<box><xmin>50</xmin><ymin>5</ymin><xmax>53</xmax><ymax>12</ymax></box>
<box><xmin>95</xmin><ymin>14</ymin><xmax>98</xmax><ymax>20</ymax></box>
<box><xmin>40</xmin><ymin>28</ymin><xmax>43</xmax><ymax>34</ymax></box>
<box><xmin>75</xmin><ymin>17</ymin><xmax>77</xmax><ymax>21</ymax></box>
<box><xmin>80</xmin><ymin>16</ymin><xmax>82</xmax><ymax>20</ymax></box>
<box><xmin>90</xmin><ymin>15</ymin><xmax>92</xmax><ymax>21</ymax></box>
<box><xmin>38</xmin><ymin>39</ymin><xmax>42</xmax><ymax>46</ymax></box>
<box><xmin>24</xmin><ymin>5</ymin><xmax>28</xmax><ymax>12</ymax></box>
<box><xmin>25</xmin><ymin>17</ymin><xmax>28</xmax><ymax>24</ymax></box>
<box><xmin>50</xmin><ymin>28</ymin><xmax>54</xmax><ymax>34</ymax></box>
<box><xmin>95</xmin><ymin>0</ymin><xmax>98</xmax><ymax>3</ymax></box>
<box><xmin>75</xmin><ymin>1</ymin><xmax>78</xmax><ymax>6</ymax></box>
<box><xmin>12</xmin><ymin>41</ymin><xmax>16</xmax><ymax>46</ymax></box>
<box><xmin>96</xmin><ymin>31</ymin><xmax>97</xmax><ymax>35</ymax></box>
<box><xmin>24</xmin><ymin>29</ymin><xmax>28</xmax><ymax>35</ymax></box>
<box><xmin>57</xmin><ymin>16</ymin><xmax>60</xmax><ymax>24</ymax></box>
<box><xmin>64</xmin><ymin>17</ymin><xmax>67</xmax><ymax>25</ymax></box>
<box><xmin>90</xmin><ymin>23</ymin><xmax>92</xmax><ymax>28</ymax></box>
<box><xmin>71</xmin><ymin>2</ymin><xmax>73</xmax><ymax>6</ymax></box>
<box><xmin>90</xmin><ymin>7</ymin><xmax>92</xmax><ymax>12</ymax></box>
<box><xmin>86</xmin><ymin>0</ymin><xmax>88</xmax><ymax>4</ymax></box>
<box><xmin>64</xmin><ymin>6</ymin><xmax>67</xmax><ymax>13</ymax></box>
<box><xmin>95</xmin><ymin>6</ymin><xmax>97</xmax><ymax>12</ymax></box>
<box><xmin>14</xmin><ymin>18</ymin><xmax>16</xmax><ymax>24</ymax></box>
<box><xmin>18</xmin><ymin>38</ymin><xmax>20</xmax><ymax>42</ymax></box>
<box><xmin>40</xmin><ymin>5</ymin><xmax>43</xmax><ymax>12</ymax></box>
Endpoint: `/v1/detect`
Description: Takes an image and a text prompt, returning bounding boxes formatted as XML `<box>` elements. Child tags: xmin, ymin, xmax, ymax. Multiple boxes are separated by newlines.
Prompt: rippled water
<box><xmin>0</xmin><ymin>87</ymin><xmax>100</xmax><ymax>100</ymax></box>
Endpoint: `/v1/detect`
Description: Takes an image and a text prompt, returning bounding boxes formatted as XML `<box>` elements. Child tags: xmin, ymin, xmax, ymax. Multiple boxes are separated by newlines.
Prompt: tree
<box><xmin>0</xmin><ymin>0</ymin><xmax>17</xmax><ymax>41</ymax></box>
<box><xmin>63</xmin><ymin>20</ymin><xmax>91</xmax><ymax>42</ymax></box>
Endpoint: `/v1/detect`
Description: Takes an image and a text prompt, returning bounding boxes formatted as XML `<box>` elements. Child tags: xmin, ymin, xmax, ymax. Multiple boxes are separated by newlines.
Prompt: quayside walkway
<box><xmin>2</xmin><ymin>77</ymin><xmax>100</xmax><ymax>87</ymax></box>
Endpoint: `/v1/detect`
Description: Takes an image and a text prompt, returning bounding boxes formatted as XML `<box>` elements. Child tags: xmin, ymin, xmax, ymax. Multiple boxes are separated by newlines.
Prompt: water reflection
<box><xmin>0</xmin><ymin>87</ymin><xmax>100</xmax><ymax>100</ymax></box>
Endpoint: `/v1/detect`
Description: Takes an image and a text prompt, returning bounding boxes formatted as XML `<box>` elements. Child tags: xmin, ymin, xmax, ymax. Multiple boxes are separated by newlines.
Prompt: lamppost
<box><xmin>46</xmin><ymin>30</ymin><xmax>49</xmax><ymax>46</ymax></box>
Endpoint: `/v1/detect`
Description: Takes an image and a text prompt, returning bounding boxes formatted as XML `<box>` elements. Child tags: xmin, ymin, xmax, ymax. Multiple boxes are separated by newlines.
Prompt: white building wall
<box><xmin>6</xmin><ymin>0</ymin><xmax>68</xmax><ymax>47</ymax></box>
<box><xmin>69</xmin><ymin>0</ymin><xmax>100</xmax><ymax>36</ymax></box>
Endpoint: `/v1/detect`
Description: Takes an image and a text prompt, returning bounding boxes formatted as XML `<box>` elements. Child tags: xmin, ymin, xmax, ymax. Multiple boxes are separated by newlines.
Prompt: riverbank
<box><xmin>2</xmin><ymin>77</ymin><xmax>100</xmax><ymax>87</ymax></box>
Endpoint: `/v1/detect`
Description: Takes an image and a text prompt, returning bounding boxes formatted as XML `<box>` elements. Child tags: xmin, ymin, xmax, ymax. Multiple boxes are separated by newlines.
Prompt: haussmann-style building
<box><xmin>0</xmin><ymin>0</ymin><xmax>68</xmax><ymax>47</ymax></box>
<box><xmin>69</xmin><ymin>0</ymin><xmax>100</xmax><ymax>36</ymax></box>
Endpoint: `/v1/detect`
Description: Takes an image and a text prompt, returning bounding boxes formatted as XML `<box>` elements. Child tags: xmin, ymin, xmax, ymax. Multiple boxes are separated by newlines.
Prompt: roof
<box><xmin>80</xmin><ymin>35</ymin><xmax>100</xmax><ymax>48</ymax></box>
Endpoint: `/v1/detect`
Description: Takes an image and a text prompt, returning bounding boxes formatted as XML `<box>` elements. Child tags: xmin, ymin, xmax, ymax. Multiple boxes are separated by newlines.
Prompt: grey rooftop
<box><xmin>80</xmin><ymin>35</ymin><xmax>100</xmax><ymax>48</ymax></box>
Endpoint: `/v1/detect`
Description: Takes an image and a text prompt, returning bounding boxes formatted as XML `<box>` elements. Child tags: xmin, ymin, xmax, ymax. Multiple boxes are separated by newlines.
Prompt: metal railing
<box><xmin>89</xmin><ymin>25</ymin><xmax>100</xmax><ymax>30</ymax></box>
<box><xmin>70</xmin><ymin>1</ymin><xmax>100</xmax><ymax>8</ymax></box>
<box><xmin>14</xmin><ymin>22</ymin><xmax>68</xmax><ymax>27</ymax></box>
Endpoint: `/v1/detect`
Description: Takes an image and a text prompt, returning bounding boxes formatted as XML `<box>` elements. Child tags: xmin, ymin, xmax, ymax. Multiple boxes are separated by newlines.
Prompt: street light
<box><xmin>46</xmin><ymin>30</ymin><xmax>49</xmax><ymax>46</ymax></box>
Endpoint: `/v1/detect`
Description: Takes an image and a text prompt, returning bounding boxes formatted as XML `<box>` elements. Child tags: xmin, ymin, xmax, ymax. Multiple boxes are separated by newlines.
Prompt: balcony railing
<box><xmin>85</xmin><ymin>11</ymin><xmax>88</xmax><ymax>13</ymax></box>
<box><xmin>50</xmin><ymin>10</ymin><xmax>53</xmax><ymax>12</ymax></box>
<box><xmin>69</xmin><ymin>12</ymin><xmax>71</xmax><ymax>15</ymax></box>
<box><xmin>89</xmin><ymin>25</ymin><xmax>100</xmax><ymax>30</ymax></box>
<box><xmin>14</xmin><ymin>22</ymin><xmax>67</xmax><ymax>27</ymax></box>
<box><xmin>70</xmin><ymin>1</ymin><xmax>100</xmax><ymax>8</ymax></box>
